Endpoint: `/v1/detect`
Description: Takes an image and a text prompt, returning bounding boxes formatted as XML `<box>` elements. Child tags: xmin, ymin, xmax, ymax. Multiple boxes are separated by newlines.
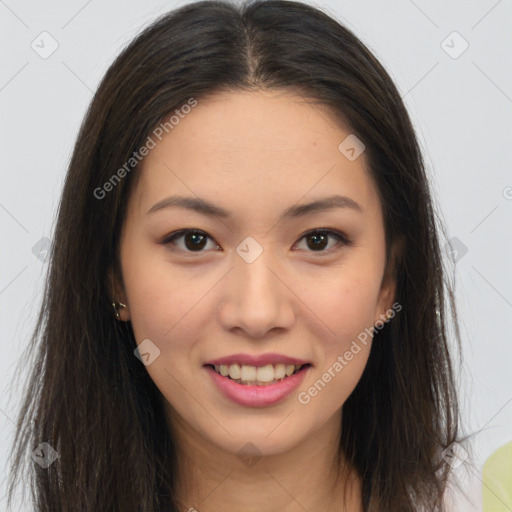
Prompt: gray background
<box><xmin>1</xmin><ymin>0</ymin><xmax>511</xmax><ymax>510</ymax></box>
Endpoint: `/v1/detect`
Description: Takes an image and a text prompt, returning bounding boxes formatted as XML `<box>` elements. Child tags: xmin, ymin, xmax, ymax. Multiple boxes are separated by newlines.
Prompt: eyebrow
<box><xmin>146</xmin><ymin>193</ymin><xmax>363</xmax><ymax>219</ymax></box>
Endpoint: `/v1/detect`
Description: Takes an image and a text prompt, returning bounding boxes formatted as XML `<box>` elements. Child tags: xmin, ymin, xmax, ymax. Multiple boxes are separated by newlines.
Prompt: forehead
<box><xmin>130</xmin><ymin>89</ymin><xmax>379</xmax><ymax>221</ymax></box>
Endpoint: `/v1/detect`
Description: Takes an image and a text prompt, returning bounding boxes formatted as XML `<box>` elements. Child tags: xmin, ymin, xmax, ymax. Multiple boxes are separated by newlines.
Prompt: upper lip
<box><xmin>204</xmin><ymin>353</ymin><xmax>311</xmax><ymax>367</ymax></box>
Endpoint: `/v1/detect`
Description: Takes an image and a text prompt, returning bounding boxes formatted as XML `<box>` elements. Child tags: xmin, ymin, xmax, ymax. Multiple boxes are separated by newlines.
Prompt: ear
<box><xmin>107</xmin><ymin>266</ymin><xmax>130</xmax><ymax>322</ymax></box>
<box><xmin>374</xmin><ymin>237</ymin><xmax>403</xmax><ymax>324</ymax></box>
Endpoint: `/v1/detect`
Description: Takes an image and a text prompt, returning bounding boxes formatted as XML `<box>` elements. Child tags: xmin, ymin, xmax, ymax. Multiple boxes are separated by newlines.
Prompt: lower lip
<box><xmin>204</xmin><ymin>365</ymin><xmax>311</xmax><ymax>407</ymax></box>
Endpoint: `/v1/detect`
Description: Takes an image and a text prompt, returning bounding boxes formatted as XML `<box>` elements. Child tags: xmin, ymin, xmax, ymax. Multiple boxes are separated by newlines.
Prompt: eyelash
<box><xmin>161</xmin><ymin>228</ymin><xmax>351</xmax><ymax>256</ymax></box>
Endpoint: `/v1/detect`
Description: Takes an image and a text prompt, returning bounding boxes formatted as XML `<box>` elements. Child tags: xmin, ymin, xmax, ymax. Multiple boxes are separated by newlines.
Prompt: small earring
<box><xmin>112</xmin><ymin>301</ymin><xmax>127</xmax><ymax>319</ymax></box>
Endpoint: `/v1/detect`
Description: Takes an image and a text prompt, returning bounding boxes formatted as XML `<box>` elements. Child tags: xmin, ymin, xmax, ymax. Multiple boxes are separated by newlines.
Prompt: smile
<box><xmin>208</xmin><ymin>363</ymin><xmax>308</xmax><ymax>386</ymax></box>
<box><xmin>203</xmin><ymin>362</ymin><xmax>311</xmax><ymax>407</ymax></box>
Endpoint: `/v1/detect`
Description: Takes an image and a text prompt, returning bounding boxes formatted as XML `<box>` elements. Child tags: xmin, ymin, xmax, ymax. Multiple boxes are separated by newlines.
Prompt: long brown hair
<box><xmin>7</xmin><ymin>1</ymin><xmax>462</xmax><ymax>510</ymax></box>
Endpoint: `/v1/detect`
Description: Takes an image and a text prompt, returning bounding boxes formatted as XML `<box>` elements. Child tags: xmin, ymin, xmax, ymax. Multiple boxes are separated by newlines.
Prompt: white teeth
<box><xmin>229</xmin><ymin>364</ymin><xmax>241</xmax><ymax>379</ymax></box>
<box><xmin>256</xmin><ymin>364</ymin><xmax>275</xmax><ymax>383</ymax></box>
<box><xmin>212</xmin><ymin>362</ymin><xmax>305</xmax><ymax>384</ymax></box>
<box><xmin>240</xmin><ymin>365</ymin><xmax>257</xmax><ymax>382</ymax></box>
<box><xmin>285</xmin><ymin>364</ymin><xmax>295</xmax><ymax>377</ymax></box>
<box><xmin>274</xmin><ymin>363</ymin><xmax>286</xmax><ymax>379</ymax></box>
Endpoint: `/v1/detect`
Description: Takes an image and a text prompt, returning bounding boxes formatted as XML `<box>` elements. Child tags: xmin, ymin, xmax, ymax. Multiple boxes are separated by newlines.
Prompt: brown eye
<box><xmin>163</xmin><ymin>230</ymin><xmax>219</xmax><ymax>253</ymax></box>
<box><xmin>306</xmin><ymin>232</ymin><xmax>329</xmax><ymax>250</ymax></box>
<box><xmin>183</xmin><ymin>232</ymin><xmax>207</xmax><ymax>250</ymax></box>
<box><xmin>295</xmin><ymin>230</ymin><xmax>349</xmax><ymax>253</ymax></box>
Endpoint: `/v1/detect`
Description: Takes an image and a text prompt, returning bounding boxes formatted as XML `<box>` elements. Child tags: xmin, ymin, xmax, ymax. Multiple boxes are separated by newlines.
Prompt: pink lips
<box><xmin>204</xmin><ymin>352</ymin><xmax>310</xmax><ymax>367</ymax></box>
<box><xmin>203</xmin><ymin>353</ymin><xmax>312</xmax><ymax>407</ymax></box>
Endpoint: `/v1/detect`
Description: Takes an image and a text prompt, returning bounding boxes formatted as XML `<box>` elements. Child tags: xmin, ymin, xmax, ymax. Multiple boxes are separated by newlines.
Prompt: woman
<box><xmin>7</xmin><ymin>0</ymin><xmax>463</xmax><ymax>510</ymax></box>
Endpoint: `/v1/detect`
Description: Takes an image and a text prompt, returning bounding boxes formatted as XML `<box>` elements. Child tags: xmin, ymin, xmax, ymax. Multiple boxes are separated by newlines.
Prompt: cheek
<box><xmin>297</xmin><ymin>344</ymin><xmax>371</xmax><ymax>428</ymax></box>
<box><xmin>120</xmin><ymin>242</ymin><xmax>200</xmax><ymax>346</ymax></box>
<box><xmin>120</xmin><ymin>251</ymin><xmax>211</xmax><ymax>411</ymax></box>
<box><xmin>297</xmin><ymin>274</ymin><xmax>377</xmax><ymax>414</ymax></box>
<box><xmin>298</xmin><ymin>264</ymin><xmax>383</xmax><ymax>345</ymax></box>
<box><xmin>293</xmin><ymin>260</ymin><xmax>382</xmax><ymax>408</ymax></box>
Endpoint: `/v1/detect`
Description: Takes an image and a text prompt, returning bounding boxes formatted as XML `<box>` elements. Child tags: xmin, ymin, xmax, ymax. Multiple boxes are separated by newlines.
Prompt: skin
<box><xmin>111</xmin><ymin>89</ymin><xmax>396</xmax><ymax>511</ymax></box>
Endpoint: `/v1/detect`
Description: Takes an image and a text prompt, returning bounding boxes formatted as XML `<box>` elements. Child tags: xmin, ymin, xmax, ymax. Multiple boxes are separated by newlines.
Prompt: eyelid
<box><xmin>161</xmin><ymin>228</ymin><xmax>351</xmax><ymax>254</ymax></box>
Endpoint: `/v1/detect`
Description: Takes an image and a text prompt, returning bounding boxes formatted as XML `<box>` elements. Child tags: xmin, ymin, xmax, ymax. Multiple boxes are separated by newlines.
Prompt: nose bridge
<box><xmin>218</xmin><ymin>243</ymin><xmax>295</xmax><ymax>337</ymax></box>
<box><xmin>240</xmin><ymin>250</ymin><xmax>279</xmax><ymax>298</ymax></box>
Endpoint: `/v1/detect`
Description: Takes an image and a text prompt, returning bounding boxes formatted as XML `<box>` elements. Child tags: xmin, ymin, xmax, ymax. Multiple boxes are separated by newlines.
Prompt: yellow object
<box><xmin>482</xmin><ymin>440</ymin><xmax>512</xmax><ymax>511</ymax></box>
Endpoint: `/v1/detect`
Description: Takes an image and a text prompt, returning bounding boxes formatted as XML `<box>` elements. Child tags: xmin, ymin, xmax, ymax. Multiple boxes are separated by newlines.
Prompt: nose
<box><xmin>218</xmin><ymin>251</ymin><xmax>296</xmax><ymax>339</ymax></box>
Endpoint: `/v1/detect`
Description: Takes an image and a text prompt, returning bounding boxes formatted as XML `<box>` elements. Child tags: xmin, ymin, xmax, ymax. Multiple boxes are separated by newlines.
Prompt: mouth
<box><xmin>204</xmin><ymin>360</ymin><xmax>312</xmax><ymax>407</ymax></box>
<box><xmin>204</xmin><ymin>363</ymin><xmax>311</xmax><ymax>386</ymax></box>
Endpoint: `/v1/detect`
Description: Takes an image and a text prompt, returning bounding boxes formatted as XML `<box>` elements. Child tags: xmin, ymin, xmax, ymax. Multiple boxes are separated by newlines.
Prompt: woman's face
<box><xmin>115</xmin><ymin>89</ymin><xmax>395</xmax><ymax>456</ymax></box>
